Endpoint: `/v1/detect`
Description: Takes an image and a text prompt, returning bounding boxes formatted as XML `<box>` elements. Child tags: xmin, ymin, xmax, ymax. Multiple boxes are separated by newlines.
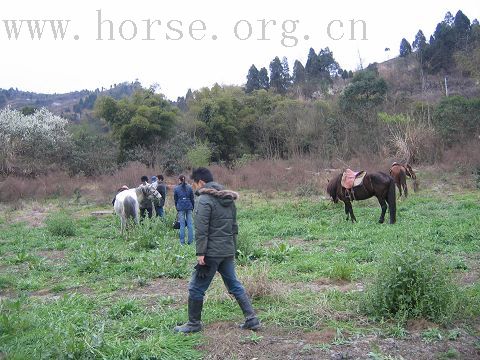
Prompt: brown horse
<box><xmin>327</xmin><ymin>172</ymin><xmax>397</xmax><ymax>224</ymax></box>
<box><xmin>389</xmin><ymin>163</ymin><xmax>417</xmax><ymax>197</ymax></box>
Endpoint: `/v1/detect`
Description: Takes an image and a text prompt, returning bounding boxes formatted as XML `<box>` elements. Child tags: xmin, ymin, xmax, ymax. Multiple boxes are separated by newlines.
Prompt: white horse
<box><xmin>113</xmin><ymin>185</ymin><xmax>161</xmax><ymax>234</ymax></box>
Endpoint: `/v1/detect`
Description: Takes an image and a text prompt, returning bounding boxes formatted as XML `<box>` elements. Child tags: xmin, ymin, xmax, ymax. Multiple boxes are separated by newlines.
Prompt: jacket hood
<box><xmin>197</xmin><ymin>182</ymin><xmax>239</xmax><ymax>206</ymax></box>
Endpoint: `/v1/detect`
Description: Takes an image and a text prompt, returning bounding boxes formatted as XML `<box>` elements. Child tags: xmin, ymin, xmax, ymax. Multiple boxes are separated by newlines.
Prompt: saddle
<box><xmin>341</xmin><ymin>169</ymin><xmax>367</xmax><ymax>200</ymax></box>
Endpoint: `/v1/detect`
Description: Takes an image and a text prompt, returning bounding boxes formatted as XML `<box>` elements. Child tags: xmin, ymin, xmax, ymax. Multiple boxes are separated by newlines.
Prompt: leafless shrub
<box><xmin>95</xmin><ymin>162</ymin><xmax>150</xmax><ymax>197</ymax></box>
<box><xmin>211</xmin><ymin>157</ymin><xmax>329</xmax><ymax>194</ymax></box>
<box><xmin>0</xmin><ymin>173</ymin><xmax>83</xmax><ymax>202</ymax></box>
<box><xmin>388</xmin><ymin>121</ymin><xmax>440</xmax><ymax>164</ymax></box>
<box><xmin>440</xmin><ymin>140</ymin><xmax>480</xmax><ymax>175</ymax></box>
<box><xmin>241</xmin><ymin>263</ymin><xmax>283</xmax><ymax>300</ymax></box>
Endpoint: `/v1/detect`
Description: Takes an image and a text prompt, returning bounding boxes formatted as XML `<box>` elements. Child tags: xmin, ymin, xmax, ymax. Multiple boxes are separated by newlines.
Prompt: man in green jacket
<box><xmin>174</xmin><ymin>167</ymin><xmax>260</xmax><ymax>333</ymax></box>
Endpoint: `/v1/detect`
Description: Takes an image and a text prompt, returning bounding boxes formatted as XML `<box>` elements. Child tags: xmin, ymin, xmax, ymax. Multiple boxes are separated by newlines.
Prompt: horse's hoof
<box><xmin>379</xmin><ymin>219</ymin><xmax>385</xmax><ymax>224</ymax></box>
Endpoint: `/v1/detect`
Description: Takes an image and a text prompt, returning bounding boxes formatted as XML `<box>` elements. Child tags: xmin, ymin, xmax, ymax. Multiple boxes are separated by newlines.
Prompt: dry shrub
<box><xmin>388</xmin><ymin>122</ymin><xmax>440</xmax><ymax>164</ymax></box>
<box><xmin>2</xmin><ymin>140</ymin><xmax>479</xmax><ymax>203</ymax></box>
<box><xmin>211</xmin><ymin>157</ymin><xmax>329</xmax><ymax>194</ymax></box>
<box><xmin>0</xmin><ymin>162</ymin><xmax>161</xmax><ymax>203</ymax></box>
<box><xmin>241</xmin><ymin>263</ymin><xmax>283</xmax><ymax>300</ymax></box>
<box><xmin>0</xmin><ymin>173</ymin><xmax>83</xmax><ymax>202</ymax></box>
<box><xmin>96</xmin><ymin>162</ymin><xmax>151</xmax><ymax>197</ymax></box>
<box><xmin>440</xmin><ymin>140</ymin><xmax>480</xmax><ymax>177</ymax></box>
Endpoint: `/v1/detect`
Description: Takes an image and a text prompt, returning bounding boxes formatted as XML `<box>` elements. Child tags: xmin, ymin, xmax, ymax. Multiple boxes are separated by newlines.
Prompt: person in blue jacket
<box><xmin>174</xmin><ymin>174</ymin><xmax>195</xmax><ymax>245</ymax></box>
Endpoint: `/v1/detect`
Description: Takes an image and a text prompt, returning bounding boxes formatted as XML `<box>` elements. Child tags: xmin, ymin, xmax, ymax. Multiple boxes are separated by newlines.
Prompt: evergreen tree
<box><xmin>269</xmin><ymin>56</ymin><xmax>286</xmax><ymax>94</ymax></box>
<box><xmin>425</xmin><ymin>20</ymin><xmax>456</xmax><ymax>72</ymax></box>
<box><xmin>454</xmin><ymin>10</ymin><xmax>471</xmax><ymax>49</ymax></box>
<box><xmin>292</xmin><ymin>60</ymin><xmax>306</xmax><ymax>84</ymax></box>
<box><xmin>318</xmin><ymin>47</ymin><xmax>340</xmax><ymax>76</ymax></box>
<box><xmin>185</xmin><ymin>88</ymin><xmax>193</xmax><ymax>101</ymax></box>
<box><xmin>341</xmin><ymin>69</ymin><xmax>349</xmax><ymax>80</ymax></box>
<box><xmin>473</xmin><ymin>19</ymin><xmax>479</xmax><ymax>26</ymax></box>
<box><xmin>444</xmin><ymin>11</ymin><xmax>454</xmax><ymax>26</ymax></box>
<box><xmin>176</xmin><ymin>96</ymin><xmax>187</xmax><ymax>112</ymax></box>
<box><xmin>399</xmin><ymin>38</ymin><xmax>412</xmax><ymax>57</ymax></box>
<box><xmin>348</xmin><ymin>70</ymin><xmax>354</xmax><ymax>78</ymax></box>
<box><xmin>304</xmin><ymin>47</ymin><xmax>340</xmax><ymax>96</ymax></box>
<box><xmin>305</xmin><ymin>47</ymin><xmax>320</xmax><ymax>80</ymax></box>
<box><xmin>454</xmin><ymin>10</ymin><xmax>471</xmax><ymax>33</ymax></box>
<box><xmin>281</xmin><ymin>56</ymin><xmax>291</xmax><ymax>91</ymax></box>
<box><xmin>245</xmin><ymin>64</ymin><xmax>260</xmax><ymax>93</ymax></box>
<box><xmin>412</xmin><ymin>30</ymin><xmax>427</xmax><ymax>51</ymax></box>
<box><xmin>259</xmin><ymin>67</ymin><xmax>270</xmax><ymax>90</ymax></box>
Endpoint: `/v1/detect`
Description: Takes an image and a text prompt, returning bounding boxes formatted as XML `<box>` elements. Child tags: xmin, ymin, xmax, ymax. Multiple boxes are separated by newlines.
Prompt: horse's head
<box><xmin>405</xmin><ymin>164</ymin><xmax>416</xmax><ymax>180</ymax></box>
<box><xmin>404</xmin><ymin>164</ymin><xmax>419</xmax><ymax>192</ymax></box>
<box><xmin>326</xmin><ymin>175</ymin><xmax>340</xmax><ymax>203</ymax></box>
<box><xmin>141</xmin><ymin>185</ymin><xmax>162</xmax><ymax>201</ymax></box>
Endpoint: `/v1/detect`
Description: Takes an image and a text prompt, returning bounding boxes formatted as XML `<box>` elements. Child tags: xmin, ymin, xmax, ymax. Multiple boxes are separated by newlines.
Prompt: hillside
<box><xmin>0</xmin><ymin>81</ymin><xmax>142</xmax><ymax>121</ymax></box>
<box><xmin>376</xmin><ymin>55</ymin><xmax>480</xmax><ymax>102</ymax></box>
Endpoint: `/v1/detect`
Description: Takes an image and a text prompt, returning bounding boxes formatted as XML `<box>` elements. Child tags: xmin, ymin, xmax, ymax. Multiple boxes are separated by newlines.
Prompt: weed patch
<box><xmin>362</xmin><ymin>241</ymin><xmax>459</xmax><ymax>324</ymax></box>
<box><xmin>46</xmin><ymin>212</ymin><xmax>76</xmax><ymax>237</ymax></box>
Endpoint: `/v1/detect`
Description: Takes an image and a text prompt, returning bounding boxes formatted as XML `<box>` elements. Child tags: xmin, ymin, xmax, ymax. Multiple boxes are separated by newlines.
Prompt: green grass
<box><xmin>0</xmin><ymin>190</ymin><xmax>479</xmax><ymax>358</ymax></box>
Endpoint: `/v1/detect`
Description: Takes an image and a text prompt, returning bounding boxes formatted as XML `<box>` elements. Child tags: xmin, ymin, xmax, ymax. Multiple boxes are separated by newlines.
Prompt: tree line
<box><xmin>244</xmin><ymin>47</ymin><xmax>351</xmax><ymax>99</ymax></box>
<box><xmin>399</xmin><ymin>10</ymin><xmax>479</xmax><ymax>75</ymax></box>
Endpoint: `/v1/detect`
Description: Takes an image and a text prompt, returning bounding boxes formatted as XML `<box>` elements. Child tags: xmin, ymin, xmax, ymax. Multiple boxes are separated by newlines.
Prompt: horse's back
<box><xmin>370</xmin><ymin>171</ymin><xmax>394</xmax><ymax>183</ymax></box>
<box><xmin>115</xmin><ymin>189</ymin><xmax>137</xmax><ymax>202</ymax></box>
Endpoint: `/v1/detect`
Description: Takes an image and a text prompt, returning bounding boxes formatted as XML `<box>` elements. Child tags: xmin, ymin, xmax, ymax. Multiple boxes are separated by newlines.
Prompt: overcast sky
<box><xmin>0</xmin><ymin>0</ymin><xmax>478</xmax><ymax>100</ymax></box>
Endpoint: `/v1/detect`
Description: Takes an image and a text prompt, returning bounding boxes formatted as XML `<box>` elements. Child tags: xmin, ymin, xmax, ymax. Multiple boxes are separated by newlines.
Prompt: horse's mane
<box><xmin>326</xmin><ymin>173</ymin><xmax>342</xmax><ymax>202</ymax></box>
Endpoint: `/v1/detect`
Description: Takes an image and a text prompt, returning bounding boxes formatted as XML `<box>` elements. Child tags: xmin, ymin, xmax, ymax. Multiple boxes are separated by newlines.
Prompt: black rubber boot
<box><xmin>235</xmin><ymin>293</ymin><xmax>261</xmax><ymax>331</ymax></box>
<box><xmin>174</xmin><ymin>298</ymin><xmax>203</xmax><ymax>333</ymax></box>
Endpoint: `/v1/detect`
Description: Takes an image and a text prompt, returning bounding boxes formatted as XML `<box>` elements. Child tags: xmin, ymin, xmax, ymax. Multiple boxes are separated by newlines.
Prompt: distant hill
<box><xmin>0</xmin><ymin>81</ymin><xmax>142</xmax><ymax>121</ymax></box>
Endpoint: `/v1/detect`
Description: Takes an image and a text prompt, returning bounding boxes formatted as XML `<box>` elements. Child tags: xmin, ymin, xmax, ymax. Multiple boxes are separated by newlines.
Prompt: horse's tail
<box><xmin>387</xmin><ymin>178</ymin><xmax>396</xmax><ymax>224</ymax></box>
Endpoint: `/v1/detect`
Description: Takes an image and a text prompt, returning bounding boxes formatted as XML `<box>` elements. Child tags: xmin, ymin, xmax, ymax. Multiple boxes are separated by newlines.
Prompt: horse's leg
<box><xmin>377</xmin><ymin>197</ymin><xmax>387</xmax><ymax>223</ymax></box>
<box><xmin>346</xmin><ymin>200</ymin><xmax>356</xmax><ymax>222</ymax></box>
<box><xmin>397</xmin><ymin>183</ymin><xmax>402</xmax><ymax>198</ymax></box>
<box><xmin>344</xmin><ymin>203</ymin><xmax>350</xmax><ymax>221</ymax></box>
<box><xmin>403</xmin><ymin>182</ymin><xmax>408</xmax><ymax>198</ymax></box>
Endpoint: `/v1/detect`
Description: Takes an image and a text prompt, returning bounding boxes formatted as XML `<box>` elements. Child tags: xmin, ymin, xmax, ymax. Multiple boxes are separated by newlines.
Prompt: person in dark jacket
<box><xmin>152</xmin><ymin>175</ymin><xmax>167</xmax><ymax>218</ymax></box>
<box><xmin>174</xmin><ymin>167</ymin><xmax>260</xmax><ymax>333</ymax></box>
<box><xmin>139</xmin><ymin>176</ymin><xmax>153</xmax><ymax>220</ymax></box>
<box><xmin>174</xmin><ymin>175</ymin><xmax>195</xmax><ymax>245</ymax></box>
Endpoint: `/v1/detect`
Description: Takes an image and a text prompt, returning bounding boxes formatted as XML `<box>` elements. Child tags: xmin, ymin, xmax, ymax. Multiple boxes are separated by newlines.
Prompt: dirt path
<box><xmin>199</xmin><ymin>321</ymin><xmax>480</xmax><ymax>359</ymax></box>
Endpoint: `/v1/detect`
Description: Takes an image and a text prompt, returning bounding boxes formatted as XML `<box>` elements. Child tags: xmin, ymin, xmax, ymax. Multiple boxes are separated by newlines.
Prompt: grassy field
<box><xmin>0</xmin><ymin>185</ymin><xmax>479</xmax><ymax>359</ymax></box>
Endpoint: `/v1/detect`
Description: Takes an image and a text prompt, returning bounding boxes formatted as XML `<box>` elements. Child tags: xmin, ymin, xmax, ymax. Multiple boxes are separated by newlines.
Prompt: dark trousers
<box><xmin>155</xmin><ymin>206</ymin><xmax>164</xmax><ymax>218</ymax></box>
<box><xmin>140</xmin><ymin>207</ymin><xmax>153</xmax><ymax>220</ymax></box>
<box><xmin>188</xmin><ymin>256</ymin><xmax>246</xmax><ymax>301</ymax></box>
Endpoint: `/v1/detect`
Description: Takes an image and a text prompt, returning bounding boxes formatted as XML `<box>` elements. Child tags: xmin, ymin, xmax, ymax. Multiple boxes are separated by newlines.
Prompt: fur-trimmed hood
<box><xmin>196</xmin><ymin>182</ymin><xmax>239</xmax><ymax>206</ymax></box>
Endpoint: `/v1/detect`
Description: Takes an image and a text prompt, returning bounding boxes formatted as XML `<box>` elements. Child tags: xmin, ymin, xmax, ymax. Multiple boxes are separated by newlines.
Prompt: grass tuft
<box><xmin>46</xmin><ymin>212</ymin><xmax>76</xmax><ymax>237</ymax></box>
<box><xmin>362</xmin><ymin>241</ymin><xmax>459</xmax><ymax>324</ymax></box>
